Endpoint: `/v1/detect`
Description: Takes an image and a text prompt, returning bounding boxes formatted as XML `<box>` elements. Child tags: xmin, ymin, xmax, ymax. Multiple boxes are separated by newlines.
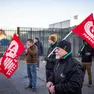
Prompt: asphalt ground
<box><xmin>0</xmin><ymin>58</ymin><xmax>94</xmax><ymax>94</ymax></box>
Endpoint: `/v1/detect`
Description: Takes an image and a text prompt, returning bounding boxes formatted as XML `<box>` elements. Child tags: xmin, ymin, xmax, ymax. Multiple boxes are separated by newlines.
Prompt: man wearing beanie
<box><xmin>45</xmin><ymin>34</ymin><xmax>57</xmax><ymax>84</ymax></box>
<box><xmin>46</xmin><ymin>40</ymin><xmax>85</xmax><ymax>94</ymax></box>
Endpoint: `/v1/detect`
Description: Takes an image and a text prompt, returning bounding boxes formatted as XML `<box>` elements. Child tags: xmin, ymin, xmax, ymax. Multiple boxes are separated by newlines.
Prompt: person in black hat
<box><xmin>34</xmin><ymin>37</ymin><xmax>43</xmax><ymax>69</ymax></box>
<box><xmin>46</xmin><ymin>40</ymin><xmax>85</xmax><ymax>94</ymax></box>
<box><xmin>78</xmin><ymin>40</ymin><xmax>93</xmax><ymax>87</ymax></box>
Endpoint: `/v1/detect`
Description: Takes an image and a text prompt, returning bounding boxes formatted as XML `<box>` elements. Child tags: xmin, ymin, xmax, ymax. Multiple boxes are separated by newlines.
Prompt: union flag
<box><xmin>72</xmin><ymin>13</ymin><xmax>94</xmax><ymax>48</ymax></box>
<box><xmin>0</xmin><ymin>34</ymin><xmax>25</xmax><ymax>78</ymax></box>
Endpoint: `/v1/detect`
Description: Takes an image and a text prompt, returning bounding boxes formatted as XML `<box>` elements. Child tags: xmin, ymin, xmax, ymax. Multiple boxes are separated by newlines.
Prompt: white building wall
<box><xmin>49</xmin><ymin>20</ymin><xmax>70</xmax><ymax>29</ymax></box>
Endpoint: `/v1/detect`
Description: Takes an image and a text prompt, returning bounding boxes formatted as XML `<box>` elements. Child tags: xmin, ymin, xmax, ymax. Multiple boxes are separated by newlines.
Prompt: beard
<box><xmin>55</xmin><ymin>53</ymin><xmax>60</xmax><ymax>59</ymax></box>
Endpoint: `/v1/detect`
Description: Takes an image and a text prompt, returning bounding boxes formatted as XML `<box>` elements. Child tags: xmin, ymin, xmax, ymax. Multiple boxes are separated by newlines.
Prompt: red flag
<box><xmin>6</xmin><ymin>34</ymin><xmax>25</xmax><ymax>58</ymax></box>
<box><xmin>0</xmin><ymin>34</ymin><xmax>25</xmax><ymax>78</ymax></box>
<box><xmin>72</xmin><ymin>13</ymin><xmax>94</xmax><ymax>48</ymax></box>
<box><xmin>0</xmin><ymin>57</ymin><xmax>18</xmax><ymax>78</ymax></box>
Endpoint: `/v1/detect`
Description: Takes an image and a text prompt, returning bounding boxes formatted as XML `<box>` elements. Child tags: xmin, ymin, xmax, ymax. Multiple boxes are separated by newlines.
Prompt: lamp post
<box><xmin>73</xmin><ymin>15</ymin><xmax>78</xmax><ymax>26</ymax></box>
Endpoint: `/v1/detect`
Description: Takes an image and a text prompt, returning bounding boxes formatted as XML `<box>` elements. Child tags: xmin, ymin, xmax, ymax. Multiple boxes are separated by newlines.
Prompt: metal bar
<box><xmin>48</xmin><ymin>31</ymin><xmax>73</xmax><ymax>57</ymax></box>
<box><xmin>62</xmin><ymin>31</ymin><xmax>72</xmax><ymax>40</ymax></box>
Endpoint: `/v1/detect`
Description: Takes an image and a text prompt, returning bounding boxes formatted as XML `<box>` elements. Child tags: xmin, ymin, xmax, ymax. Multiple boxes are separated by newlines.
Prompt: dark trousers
<box><xmin>46</xmin><ymin>69</ymin><xmax>54</xmax><ymax>94</ymax></box>
<box><xmin>37</xmin><ymin>57</ymin><xmax>39</xmax><ymax>68</ymax></box>
<box><xmin>46</xmin><ymin>69</ymin><xmax>53</xmax><ymax>82</ymax></box>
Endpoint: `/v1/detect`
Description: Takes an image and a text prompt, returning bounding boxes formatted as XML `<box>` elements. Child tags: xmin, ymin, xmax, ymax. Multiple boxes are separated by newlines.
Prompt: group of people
<box><xmin>25</xmin><ymin>33</ymin><xmax>93</xmax><ymax>94</ymax></box>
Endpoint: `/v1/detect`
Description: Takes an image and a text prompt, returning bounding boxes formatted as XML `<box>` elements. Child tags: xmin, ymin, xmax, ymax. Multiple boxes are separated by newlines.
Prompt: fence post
<box><xmin>17</xmin><ymin>27</ymin><xmax>20</xmax><ymax>37</ymax></box>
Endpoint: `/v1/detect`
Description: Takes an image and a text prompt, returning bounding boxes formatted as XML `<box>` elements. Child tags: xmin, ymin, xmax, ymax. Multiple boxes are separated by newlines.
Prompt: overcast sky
<box><xmin>0</xmin><ymin>0</ymin><xmax>94</xmax><ymax>29</ymax></box>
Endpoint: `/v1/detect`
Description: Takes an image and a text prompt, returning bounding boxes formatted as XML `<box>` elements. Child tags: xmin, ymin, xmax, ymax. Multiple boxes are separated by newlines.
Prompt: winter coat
<box><xmin>26</xmin><ymin>44</ymin><xmax>38</xmax><ymax>64</ymax></box>
<box><xmin>48</xmin><ymin>55</ymin><xmax>85</xmax><ymax>94</ymax></box>
<box><xmin>45</xmin><ymin>42</ymin><xmax>57</xmax><ymax>70</ymax></box>
<box><xmin>35</xmin><ymin>40</ymin><xmax>43</xmax><ymax>56</ymax></box>
<box><xmin>79</xmin><ymin>44</ymin><xmax>93</xmax><ymax>62</ymax></box>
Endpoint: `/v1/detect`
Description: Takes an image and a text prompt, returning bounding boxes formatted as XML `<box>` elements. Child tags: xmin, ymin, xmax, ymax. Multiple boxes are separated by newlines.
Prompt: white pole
<box><xmin>62</xmin><ymin>31</ymin><xmax>72</xmax><ymax>40</ymax></box>
<box><xmin>47</xmin><ymin>47</ymin><xmax>57</xmax><ymax>57</ymax></box>
<box><xmin>47</xmin><ymin>31</ymin><xmax>73</xmax><ymax>57</ymax></box>
<box><xmin>80</xmin><ymin>45</ymin><xmax>85</xmax><ymax>51</ymax></box>
<box><xmin>77</xmin><ymin>45</ymin><xmax>85</xmax><ymax>56</ymax></box>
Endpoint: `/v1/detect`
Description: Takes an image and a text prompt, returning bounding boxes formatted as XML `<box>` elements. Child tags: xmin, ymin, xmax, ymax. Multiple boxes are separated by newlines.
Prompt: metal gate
<box><xmin>17</xmin><ymin>27</ymin><xmax>83</xmax><ymax>57</ymax></box>
<box><xmin>0</xmin><ymin>27</ymin><xmax>83</xmax><ymax>59</ymax></box>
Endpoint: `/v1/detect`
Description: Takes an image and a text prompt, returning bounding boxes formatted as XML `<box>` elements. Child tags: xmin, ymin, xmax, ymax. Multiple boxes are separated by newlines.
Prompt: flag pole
<box><xmin>77</xmin><ymin>45</ymin><xmax>85</xmax><ymax>56</ymax></box>
<box><xmin>62</xmin><ymin>31</ymin><xmax>72</xmax><ymax>40</ymax></box>
<box><xmin>47</xmin><ymin>31</ymin><xmax>73</xmax><ymax>57</ymax></box>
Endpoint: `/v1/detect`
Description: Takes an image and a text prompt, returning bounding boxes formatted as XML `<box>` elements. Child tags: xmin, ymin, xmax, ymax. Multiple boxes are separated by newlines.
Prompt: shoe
<box><xmin>88</xmin><ymin>81</ymin><xmax>92</xmax><ymax>87</ymax></box>
<box><xmin>24</xmin><ymin>76</ymin><xmax>28</xmax><ymax>78</ymax></box>
<box><xmin>88</xmin><ymin>82</ymin><xmax>92</xmax><ymax>87</ymax></box>
<box><xmin>88</xmin><ymin>84</ymin><xmax>92</xmax><ymax>87</ymax></box>
<box><xmin>32</xmin><ymin>88</ymin><xmax>37</xmax><ymax>93</ymax></box>
<box><xmin>25</xmin><ymin>85</ymin><xmax>32</xmax><ymax>89</ymax></box>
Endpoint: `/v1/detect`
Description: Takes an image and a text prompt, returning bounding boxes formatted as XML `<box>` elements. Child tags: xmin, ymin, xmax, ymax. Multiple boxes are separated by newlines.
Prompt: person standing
<box><xmin>25</xmin><ymin>39</ymin><xmax>38</xmax><ymax>92</ymax></box>
<box><xmin>46</xmin><ymin>40</ymin><xmax>85</xmax><ymax>94</ymax></box>
<box><xmin>34</xmin><ymin>37</ymin><xmax>43</xmax><ymax>69</ymax></box>
<box><xmin>78</xmin><ymin>40</ymin><xmax>93</xmax><ymax>87</ymax></box>
<box><xmin>45</xmin><ymin>34</ymin><xmax>57</xmax><ymax>82</ymax></box>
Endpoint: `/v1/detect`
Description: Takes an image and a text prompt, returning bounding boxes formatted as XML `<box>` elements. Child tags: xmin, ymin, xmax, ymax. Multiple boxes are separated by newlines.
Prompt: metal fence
<box><xmin>17</xmin><ymin>27</ymin><xmax>83</xmax><ymax>57</ymax></box>
<box><xmin>0</xmin><ymin>27</ymin><xmax>83</xmax><ymax>59</ymax></box>
<box><xmin>0</xmin><ymin>29</ymin><xmax>17</xmax><ymax>57</ymax></box>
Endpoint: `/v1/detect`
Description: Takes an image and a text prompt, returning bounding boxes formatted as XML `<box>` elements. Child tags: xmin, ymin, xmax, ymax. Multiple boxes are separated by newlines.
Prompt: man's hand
<box><xmin>25</xmin><ymin>49</ymin><xmax>28</xmax><ymax>53</ymax></box>
<box><xmin>49</xmin><ymin>85</ymin><xmax>55</xmax><ymax>94</ymax></box>
<box><xmin>26</xmin><ymin>44</ymin><xmax>30</xmax><ymax>49</ymax></box>
<box><xmin>46</xmin><ymin>82</ymin><xmax>53</xmax><ymax>89</ymax></box>
<box><xmin>85</xmin><ymin>52</ymin><xmax>91</xmax><ymax>55</ymax></box>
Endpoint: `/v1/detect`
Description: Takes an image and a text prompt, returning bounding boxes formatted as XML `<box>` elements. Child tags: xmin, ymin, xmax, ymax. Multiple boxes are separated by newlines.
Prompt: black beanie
<box><xmin>57</xmin><ymin>40</ymin><xmax>71</xmax><ymax>53</ymax></box>
<box><xmin>35</xmin><ymin>37</ymin><xmax>39</xmax><ymax>41</ymax></box>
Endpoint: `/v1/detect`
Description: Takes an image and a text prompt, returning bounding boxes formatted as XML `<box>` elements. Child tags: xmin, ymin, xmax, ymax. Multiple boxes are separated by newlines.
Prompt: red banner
<box><xmin>0</xmin><ymin>57</ymin><xmax>18</xmax><ymax>78</ymax></box>
<box><xmin>6</xmin><ymin>34</ymin><xmax>25</xmax><ymax>58</ymax></box>
<box><xmin>0</xmin><ymin>34</ymin><xmax>25</xmax><ymax>78</ymax></box>
<box><xmin>72</xmin><ymin>13</ymin><xmax>94</xmax><ymax>48</ymax></box>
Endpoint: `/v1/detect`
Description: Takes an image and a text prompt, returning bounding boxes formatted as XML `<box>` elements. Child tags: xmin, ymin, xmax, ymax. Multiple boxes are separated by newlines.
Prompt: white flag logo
<box><xmin>84</xmin><ymin>21</ymin><xmax>94</xmax><ymax>39</ymax></box>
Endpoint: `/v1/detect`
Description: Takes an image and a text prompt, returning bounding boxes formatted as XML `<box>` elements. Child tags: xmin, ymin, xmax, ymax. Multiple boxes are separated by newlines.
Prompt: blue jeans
<box><xmin>27</xmin><ymin>64</ymin><xmax>37</xmax><ymax>88</ymax></box>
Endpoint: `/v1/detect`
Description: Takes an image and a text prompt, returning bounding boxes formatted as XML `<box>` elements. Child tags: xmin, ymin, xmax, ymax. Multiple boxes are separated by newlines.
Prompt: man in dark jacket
<box><xmin>78</xmin><ymin>40</ymin><xmax>93</xmax><ymax>87</ymax></box>
<box><xmin>45</xmin><ymin>34</ymin><xmax>57</xmax><ymax>82</ymax></box>
<box><xmin>25</xmin><ymin>39</ymin><xmax>38</xmax><ymax>92</ymax></box>
<box><xmin>46</xmin><ymin>40</ymin><xmax>85</xmax><ymax>94</ymax></box>
<box><xmin>34</xmin><ymin>37</ymin><xmax>43</xmax><ymax>69</ymax></box>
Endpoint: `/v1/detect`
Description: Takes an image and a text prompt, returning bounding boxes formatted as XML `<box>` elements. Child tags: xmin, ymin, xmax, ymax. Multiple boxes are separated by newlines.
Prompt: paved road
<box><xmin>0</xmin><ymin>58</ymin><xmax>94</xmax><ymax>94</ymax></box>
<box><xmin>0</xmin><ymin>73</ymin><xmax>19</xmax><ymax>94</ymax></box>
<box><xmin>10</xmin><ymin>60</ymin><xmax>48</xmax><ymax>94</ymax></box>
